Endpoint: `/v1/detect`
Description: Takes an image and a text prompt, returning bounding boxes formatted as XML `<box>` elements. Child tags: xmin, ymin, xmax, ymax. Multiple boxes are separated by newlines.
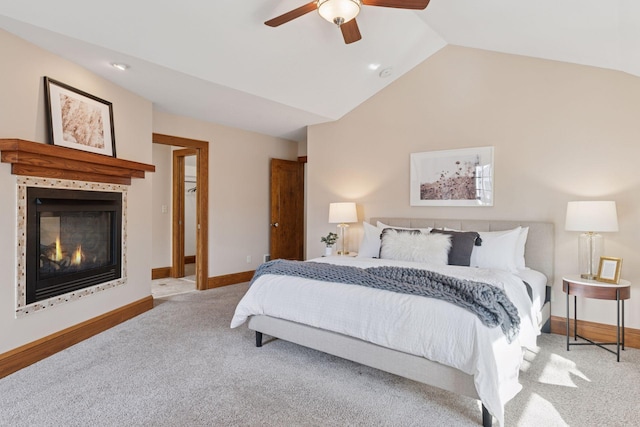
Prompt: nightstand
<box><xmin>562</xmin><ymin>275</ymin><xmax>631</xmax><ymax>362</ymax></box>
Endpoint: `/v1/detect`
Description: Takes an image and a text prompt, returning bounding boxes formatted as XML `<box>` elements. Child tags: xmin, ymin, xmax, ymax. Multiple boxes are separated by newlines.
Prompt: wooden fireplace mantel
<box><xmin>0</xmin><ymin>139</ymin><xmax>155</xmax><ymax>185</ymax></box>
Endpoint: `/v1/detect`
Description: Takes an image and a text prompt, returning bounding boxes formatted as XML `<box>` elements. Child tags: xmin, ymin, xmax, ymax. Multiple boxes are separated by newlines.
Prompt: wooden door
<box><xmin>270</xmin><ymin>158</ymin><xmax>304</xmax><ymax>260</ymax></box>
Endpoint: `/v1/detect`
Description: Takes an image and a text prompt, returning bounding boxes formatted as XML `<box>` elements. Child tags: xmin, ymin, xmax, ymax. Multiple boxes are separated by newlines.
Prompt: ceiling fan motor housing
<box><xmin>317</xmin><ymin>0</ymin><xmax>362</xmax><ymax>26</ymax></box>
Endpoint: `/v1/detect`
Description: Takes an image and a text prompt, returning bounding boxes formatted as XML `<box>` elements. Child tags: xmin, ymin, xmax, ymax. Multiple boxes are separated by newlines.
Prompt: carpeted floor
<box><xmin>1</xmin><ymin>283</ymin><xmax>639</xmax><ymax>426</ymax></box>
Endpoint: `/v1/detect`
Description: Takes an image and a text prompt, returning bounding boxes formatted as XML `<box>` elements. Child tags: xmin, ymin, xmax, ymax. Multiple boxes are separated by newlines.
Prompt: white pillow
<box><xmin>357</xmin><ymin>221</ymin><xmax>433</xmax><ymax>259</ymax></box>
<box><xmin>379</xmin><ymin>229</ymin><xmax>451</xmax><ymax>265</ymax></box>
<box><xmin>357</xmin><ymin>221</ymin><xmax>383</xmax><ymax>258</ymax></box>
<box><xmin>445</xmin><ymin>226</ymin><xmax>529</xmax><ymax>271</ymax></box>
<box><xmin>470</xmin><ymin>227</ymin><xmax>522</xmax><ymax>272</ymax></box>
<box><xmin>515</xmin><ymin>227</ymin><xmax>529</xmax><ymax>270</ymax></box>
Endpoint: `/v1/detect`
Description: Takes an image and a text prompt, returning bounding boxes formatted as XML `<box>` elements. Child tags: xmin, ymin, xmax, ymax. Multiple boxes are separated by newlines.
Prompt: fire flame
<box><xmin>55</xmin><ymin>236</ymin><xmax>63</xmax><ymax>262</ymax></box>
<box><xmin>49</xmin><ymin>237</ymin><xmax>83</xmax><ymax>265</ymax></box>
<box><xmin>72</xmin><ymin>245</ymin><xmax>83</xmax><ymax>265</ymax></box>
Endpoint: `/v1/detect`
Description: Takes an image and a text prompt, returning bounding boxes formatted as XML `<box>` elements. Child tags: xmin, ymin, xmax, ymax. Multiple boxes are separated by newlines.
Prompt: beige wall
<box><xmin>0</xmin><ymin>30</ymin><xmax>153</xmax><ymax>353</ymax></box>
<box><xmin>152</xmin><ymin>111</ymin><xmax>299</xmax><ymax>276</ymax></box>
<box><xmin>307</xmin><ymin>45</ymin><xmax>640</xmax><ymax>329</ymax></box>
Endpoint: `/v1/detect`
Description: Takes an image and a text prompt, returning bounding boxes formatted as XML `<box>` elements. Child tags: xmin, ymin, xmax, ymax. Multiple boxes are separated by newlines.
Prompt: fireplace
<box><xmin>26</xmin><ymin>187</ymin><xmax>122</xmax><ymax>304</ymax></box>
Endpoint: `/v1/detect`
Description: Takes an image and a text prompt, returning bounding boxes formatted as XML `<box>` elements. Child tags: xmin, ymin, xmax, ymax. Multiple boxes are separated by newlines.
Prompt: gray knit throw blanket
<box><xmin>252</xmin><ymin>260</ymin><xmax>520</xmax><ymax>342</ymax></box>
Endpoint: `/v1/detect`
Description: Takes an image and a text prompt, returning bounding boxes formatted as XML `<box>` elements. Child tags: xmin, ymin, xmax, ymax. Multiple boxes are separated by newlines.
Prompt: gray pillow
<box><xmin>430</xmin><ymin>229</ymin><xmax>481</xmax><ymax>266</ymax></box>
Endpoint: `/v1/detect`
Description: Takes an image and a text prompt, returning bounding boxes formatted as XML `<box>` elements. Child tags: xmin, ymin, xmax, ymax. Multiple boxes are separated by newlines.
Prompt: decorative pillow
<box><xmin>379</xmin><ymin>228</ymin><xmax>451</xmax><ymax>265</ymax></box>
<box><xmin>430</xmin><ymin>229</ymin><xmax>480</xmax><ymax>266</ymax></box>
<box><xmin>469</xmin><ymin>227</ymin><xmax>522</xmax><ymax>272</ymax></box>
<box><xmin>376</xmin><ymin>221</ymin><xmax>432</xmax><ymax>234</ymax></box>
<box><xmin>357</xmin><ymin>222</ymin><xmax>384</xmax><ymax>258</ymax></box>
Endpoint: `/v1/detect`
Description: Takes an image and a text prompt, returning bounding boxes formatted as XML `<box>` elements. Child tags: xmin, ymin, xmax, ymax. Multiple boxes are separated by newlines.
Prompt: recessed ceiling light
<box><xmin>111</xmin><ymin>63</ymin><xmax>130</xmax><ymax>71</ymax></box>
<box><xmin>368</xmin><ymin>63</ymin><xmax>381</xmax><ymax>71</ymax></box>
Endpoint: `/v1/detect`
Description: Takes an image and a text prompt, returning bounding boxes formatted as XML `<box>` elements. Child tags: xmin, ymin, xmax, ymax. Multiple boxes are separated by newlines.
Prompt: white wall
<box><xmin>307</xmin><ymin>45</ymin><xmax>640</xmax><ymax>329</ymax></box>
<box><xmin>0</xmin><ymin>30</ymin><xmax>153</xmax><ymax>353</ymax></box>
<box><xmin>152</xmin><ymin>111</ymin><xmax>299</xmax><ymax>277</ymax></box>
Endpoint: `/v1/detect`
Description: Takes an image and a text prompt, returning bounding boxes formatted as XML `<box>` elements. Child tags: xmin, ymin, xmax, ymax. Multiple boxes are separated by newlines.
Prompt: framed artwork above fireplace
<box><xmin>44</xmin><ymin>76</ymin><xmax>117</xmax><ymax>157</ymax></box>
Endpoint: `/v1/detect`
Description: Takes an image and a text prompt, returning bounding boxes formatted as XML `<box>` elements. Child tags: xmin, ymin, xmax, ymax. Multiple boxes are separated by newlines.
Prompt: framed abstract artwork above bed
<box><xmin>410</xmin><ymin>146</ymin><xmax>494</xmax><ymax>206</ymax></box>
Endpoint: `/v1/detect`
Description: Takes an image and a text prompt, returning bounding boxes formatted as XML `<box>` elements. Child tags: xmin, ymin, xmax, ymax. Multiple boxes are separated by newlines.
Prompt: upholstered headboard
<box><xmin>370</xmin><ymin>218</ymin><xmax>554</xmax><ymax>285</ymax></box>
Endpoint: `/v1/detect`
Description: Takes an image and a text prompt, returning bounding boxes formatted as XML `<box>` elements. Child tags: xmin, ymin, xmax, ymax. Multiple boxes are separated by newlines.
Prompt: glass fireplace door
<box><xmin>26</xmin><ymin>187</ymin><xmax>122</xmax><ymax>304</ymax></box>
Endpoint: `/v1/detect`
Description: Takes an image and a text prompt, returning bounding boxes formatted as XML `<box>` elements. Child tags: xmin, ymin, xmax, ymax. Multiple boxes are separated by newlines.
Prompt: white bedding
<box><xmin>231</xmin><ymin>256</ymin><xmax>542</xmax><ymax>426</ymax></box>
<box><xmin>516</xmin><ymin>268</ymin><xmax>548</xmax><ymax>315</ymax></box>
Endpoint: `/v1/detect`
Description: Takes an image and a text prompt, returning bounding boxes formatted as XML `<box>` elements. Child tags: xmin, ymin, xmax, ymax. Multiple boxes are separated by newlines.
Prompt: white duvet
<box><xmin>231</xmin><ymin>256</ymin><xmax>541</xmax><ymax>426</ymax></box>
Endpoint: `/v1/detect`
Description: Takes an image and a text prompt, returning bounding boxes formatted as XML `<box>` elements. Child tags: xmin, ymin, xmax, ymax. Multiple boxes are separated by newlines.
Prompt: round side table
<box><xmin>562</xmin><ymin>275</ymin><xmax>631</xmax><ymax>362</ymax></box>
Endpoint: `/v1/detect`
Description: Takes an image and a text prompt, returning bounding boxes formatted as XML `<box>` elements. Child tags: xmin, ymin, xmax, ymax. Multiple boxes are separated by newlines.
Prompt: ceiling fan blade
<box><xmin>362</xmin><ymin>0</ymin><xmax>430</xmax><ymax>9</ymax></box>
<box><xmin>340</xmin><ymin>19</ymin><xmax>362</xmax><ymax>44</ymax></box>
<box><xmin>265</xmin><ymin>2</ymin><xmax>318</xmax><ymax>27</ymax></box>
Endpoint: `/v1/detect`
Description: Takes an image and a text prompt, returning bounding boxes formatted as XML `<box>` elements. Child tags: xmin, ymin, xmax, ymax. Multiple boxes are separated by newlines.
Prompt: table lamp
<box><xmin>565</xmin><ymin>201</ymin><xmax>618</xmax><ymax>279</ymax></box>
<box><xmin>328</xmin><ymin>202</ymin><xmax>357</xmax><ymax>255</ymax></box>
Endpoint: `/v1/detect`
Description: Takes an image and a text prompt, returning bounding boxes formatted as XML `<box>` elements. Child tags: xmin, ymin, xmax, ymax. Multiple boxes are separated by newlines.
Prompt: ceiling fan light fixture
<box><xmin>317</xmin><ymin>0</ymin><xmax>361</xmax><ymax>26</ymax></box>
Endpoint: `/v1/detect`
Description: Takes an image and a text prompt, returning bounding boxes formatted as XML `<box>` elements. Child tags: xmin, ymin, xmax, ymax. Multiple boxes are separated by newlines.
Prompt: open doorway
<box><xmin>152</xmin><ymin>133</ymin><xmax>209</xmax><ymax>291</ymax></box>
<box><xmin>171</xmin><ymin>148</ymin><xmax>197</xmax><ymax>279</ymax></box>
<box><xmin>183</xmin><ymin>153</ymin><xmax>197</xmax><ymax>280</ymax></box>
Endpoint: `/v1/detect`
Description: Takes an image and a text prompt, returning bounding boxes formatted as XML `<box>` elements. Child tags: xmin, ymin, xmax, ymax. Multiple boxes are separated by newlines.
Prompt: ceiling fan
<box><xmin>265</xmin><ymin>0</ymin><xmax>431</xmax><ymax>44</ymax></box>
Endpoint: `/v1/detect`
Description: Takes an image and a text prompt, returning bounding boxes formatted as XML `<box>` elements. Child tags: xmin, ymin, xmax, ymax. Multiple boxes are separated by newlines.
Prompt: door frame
<box><xmin>153</xmin><ymin>133</ymin><xmax>209</xmax><ymax>291</ymax></box>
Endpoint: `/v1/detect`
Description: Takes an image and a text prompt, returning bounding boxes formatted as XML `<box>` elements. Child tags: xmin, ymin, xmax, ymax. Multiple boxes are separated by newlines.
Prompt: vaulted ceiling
<box><xmin>1</xmin><ymin>1</ymin><xmax>639</xmax><ymax>142</ymax></box>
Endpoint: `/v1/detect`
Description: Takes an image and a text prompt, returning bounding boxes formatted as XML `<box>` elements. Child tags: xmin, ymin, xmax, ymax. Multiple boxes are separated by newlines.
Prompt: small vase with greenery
<box><xmin>321</xmin><ymin>232</ymin><xmax>338</xmax><ymax>256</ymax></box>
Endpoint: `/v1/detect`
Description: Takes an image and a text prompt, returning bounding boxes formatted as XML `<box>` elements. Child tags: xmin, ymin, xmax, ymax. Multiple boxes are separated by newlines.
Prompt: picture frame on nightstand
<box><xmin>596</xmin><ymin>256</ymin><xmax>622</xmax><ymax>284</ymax></box>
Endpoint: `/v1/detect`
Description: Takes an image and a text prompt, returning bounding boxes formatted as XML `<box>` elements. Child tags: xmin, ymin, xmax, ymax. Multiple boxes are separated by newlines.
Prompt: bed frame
<box><xmin>249</xmin><ymin>218</ymin><xmax>554</xmax><ymax>427</ymax></box>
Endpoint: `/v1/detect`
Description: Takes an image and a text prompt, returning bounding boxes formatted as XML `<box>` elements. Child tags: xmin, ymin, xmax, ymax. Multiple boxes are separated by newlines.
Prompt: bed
<box><xmin>231</xmin><ymin>218</ymin><xmax>554</xmax><ymax>427</ymax></box>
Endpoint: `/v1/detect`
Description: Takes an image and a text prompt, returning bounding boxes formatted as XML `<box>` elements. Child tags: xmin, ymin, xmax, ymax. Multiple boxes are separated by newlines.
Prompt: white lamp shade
<box><xmin>565</xmin><ymin>201</ymin><xmax>619</xmax><ymax>232</ymax></box>
<box><xmin>317</xmin><ymin>0</ymin><xmax>361</xmax><ymax>24</ymax></box>
<box><xmin>328</xmin><ymin>202</ymin><xmax>357</xmax><ymax>224</ymax></box>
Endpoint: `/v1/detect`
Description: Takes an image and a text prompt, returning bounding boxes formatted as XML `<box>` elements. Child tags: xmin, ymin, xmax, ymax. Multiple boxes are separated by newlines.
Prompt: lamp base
<box><xmin>336</xmin><ymin>223</ymin><xmax>350</xmax><ymax>256</ymax></box>
<box><xmin>578</xmin><ymin>232</ymin><xmax>603</xmax><ymax>282</ymax></box>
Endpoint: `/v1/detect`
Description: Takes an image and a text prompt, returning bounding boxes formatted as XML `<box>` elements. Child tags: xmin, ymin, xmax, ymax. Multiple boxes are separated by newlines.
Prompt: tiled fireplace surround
<box><xmin>16</xmin><ymin>176</ymin><xmax>128</xmax><ymax>317</ymax></box>
<box><xmin>0</xmin><ymin>138</ymin><xmax>155</xmax><ymax>318</ymax></box>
